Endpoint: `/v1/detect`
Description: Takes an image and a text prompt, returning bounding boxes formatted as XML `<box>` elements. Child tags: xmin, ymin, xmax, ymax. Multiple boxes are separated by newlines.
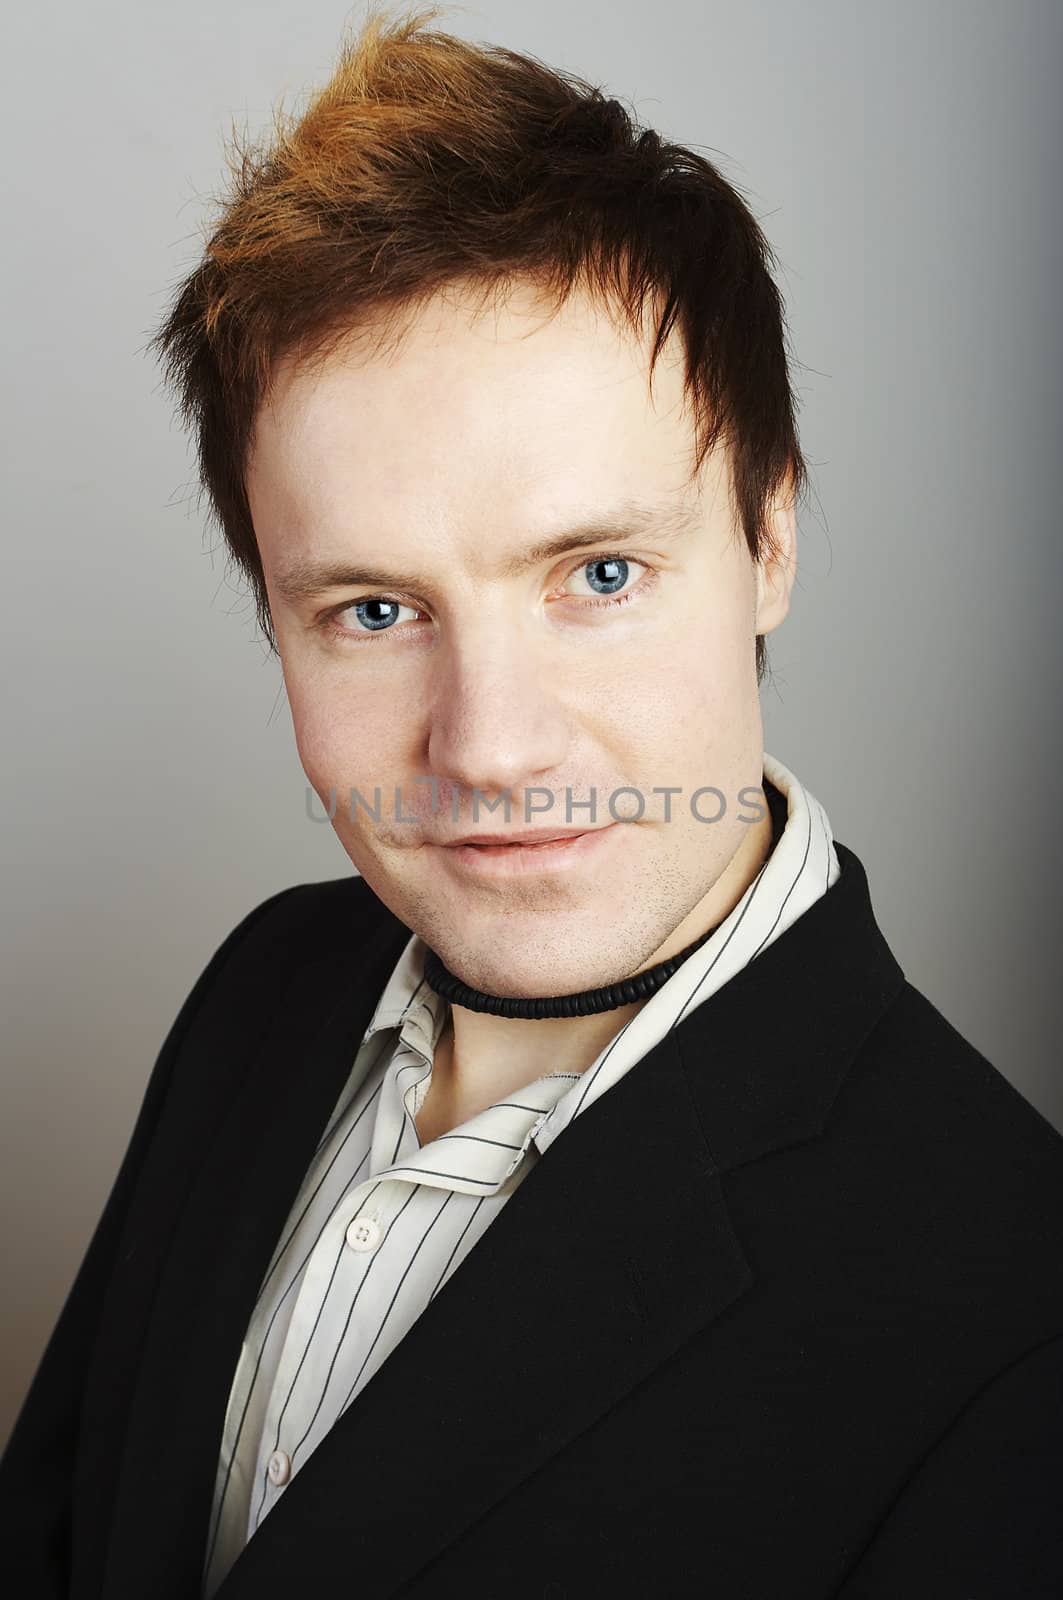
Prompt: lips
<box><xmin>435</xmin><ymin>823</ymin><xmax>622</xmax><ymax>877</ymax></box>
<box><xmin>455</xmin><ymin>832</ymin><xmax>590</xmax><ymax>849</ymax></box>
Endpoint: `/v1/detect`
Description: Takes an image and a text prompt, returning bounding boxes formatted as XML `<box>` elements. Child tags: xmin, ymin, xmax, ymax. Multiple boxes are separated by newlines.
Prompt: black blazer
<box><xmin>4</xmin><ymin>842</ymin><xmax>1063</xmax><ymax>1599</ymax></box>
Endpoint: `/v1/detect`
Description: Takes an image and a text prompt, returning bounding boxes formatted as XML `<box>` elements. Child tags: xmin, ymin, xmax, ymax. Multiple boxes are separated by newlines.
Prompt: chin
<box><xmin>438</xmin><ymin>949</ymin><xmax>617</xmax><ymax>1001</ymax></box>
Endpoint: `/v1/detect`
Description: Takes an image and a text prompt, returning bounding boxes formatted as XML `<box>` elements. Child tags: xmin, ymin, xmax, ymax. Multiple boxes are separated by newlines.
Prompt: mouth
<box><xmin>435</xmin><ymin>824</ymin><xmax>623</xmax><ymax>877</ymax></box>
<box><xmin>444</xmin><ymin>826</ymin><xmax>601</xmax><ymax>847</ymax></box>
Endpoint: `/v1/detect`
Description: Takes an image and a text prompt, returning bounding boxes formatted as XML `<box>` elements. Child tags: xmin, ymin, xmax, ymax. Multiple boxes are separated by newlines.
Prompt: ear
<box><xmin>754</xmin><ymin>472</ymin><xmax>798</xmax><ymax>638</ymax></box>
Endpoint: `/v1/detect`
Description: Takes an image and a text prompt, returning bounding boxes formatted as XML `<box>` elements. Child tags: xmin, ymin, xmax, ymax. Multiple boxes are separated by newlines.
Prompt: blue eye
<box><xmin>583</xmin><ymin>556</ymin><xmax>630</xmax><ymax>595</ymax></box>
<box><xmin>352</xmin><ymin>598</ymin><xmax>412</xmax><ymax>632</ymax></box>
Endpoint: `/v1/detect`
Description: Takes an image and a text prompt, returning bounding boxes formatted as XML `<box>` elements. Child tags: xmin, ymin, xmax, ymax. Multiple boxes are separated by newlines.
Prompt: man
<box><xmin>4</xmin><ymin>7</ymin><xmax>1062</xmax><ymax>1597</ymax></box>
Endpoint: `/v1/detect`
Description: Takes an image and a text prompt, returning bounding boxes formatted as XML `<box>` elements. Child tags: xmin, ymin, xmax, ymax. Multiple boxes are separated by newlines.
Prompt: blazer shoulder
<box><xmin>868</xmin><ymin>978</ymin><xmax>1063</xmax><ymax>1162</ymax></box>
<box><xmin>220</xmin><ymin>871</ymin><xmax>394</xmax><ymax>953</ymax></box>
<box><xmin>180</xmin><ymin>873</ymin><xmax>401</xmax><ymax>1031</ymax></box>
<box><xmin>813</xmin><ymin>976</ymin><xmax>1063</xmax><ymax>1362</ymax></box>
<box><xmin>146</xmin><ymin>873</ymin><xmax>402</xmax><ymax>1109</ymax></box>
<box><xmin>843</xmin><ymin>976</ymin><xmax>1063</xmax><ymax>1286</ymax></box>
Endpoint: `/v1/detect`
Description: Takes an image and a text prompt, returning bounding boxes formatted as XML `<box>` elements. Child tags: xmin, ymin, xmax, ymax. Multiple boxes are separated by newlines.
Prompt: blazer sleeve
<box><xmin>836</xmin><ymin>1330</ymin><xmax>1063</xmax><ymax>1598</ymax></box>
<box><xmin>0</xmin><ymin>885</ymin><xmax>302</xmax><ymax>1599</ymax></box>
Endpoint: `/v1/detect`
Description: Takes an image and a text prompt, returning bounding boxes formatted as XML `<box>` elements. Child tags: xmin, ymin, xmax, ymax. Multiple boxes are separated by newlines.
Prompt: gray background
<box><xmin>2</xmin><ymin>0</ymin><xmax>1060</xmax><ymax>1447</ymax></box>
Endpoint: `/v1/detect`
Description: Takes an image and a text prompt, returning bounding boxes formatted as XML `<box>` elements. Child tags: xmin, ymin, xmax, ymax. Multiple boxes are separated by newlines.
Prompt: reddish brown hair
<box><xmin>150</xmin><ymin>1</ymin><xmax>808</xmax><ymax>683</ymax></box>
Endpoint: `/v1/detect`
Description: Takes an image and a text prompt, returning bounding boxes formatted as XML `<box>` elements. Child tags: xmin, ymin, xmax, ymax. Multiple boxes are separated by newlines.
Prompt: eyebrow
<box><xmin>272</xmin><ymin>495</ymin><xmax>704</xmax><ymax>604</ymax></box>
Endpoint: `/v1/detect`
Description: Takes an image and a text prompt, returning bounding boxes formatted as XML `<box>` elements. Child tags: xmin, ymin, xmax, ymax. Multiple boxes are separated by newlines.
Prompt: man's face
<box><xmin>247</xmin><ymin>279</ymin><xmax>794</xmax><ymax>997</ymax></box>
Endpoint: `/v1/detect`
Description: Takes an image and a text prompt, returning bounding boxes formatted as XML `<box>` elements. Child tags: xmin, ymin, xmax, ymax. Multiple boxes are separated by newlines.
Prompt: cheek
<box><xmin>286</xmin><ymin>666</ymin><xmax>424</xmax><ymax>804</ymax></box>
<box><xmin>285</xmin><ymin>675</ymin><xmax>361</xmax><ymax>791</ymax></box>
<box><xmin>619</xmin><ymin>606</ymin><xmax>749</xmax><ymax>725</ymax></box>
<box><xmin>290</xmin><ymin>717</ymin><xmax>344</xmax><ymax>810</ymax></box>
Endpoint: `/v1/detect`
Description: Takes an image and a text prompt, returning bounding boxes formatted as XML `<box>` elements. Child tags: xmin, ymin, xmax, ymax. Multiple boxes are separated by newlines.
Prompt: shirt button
<box><xmin>345</xmin><ymin>1215</ymin><xmax>381</xmax><ymax>1252</ymax></box>
<box><xmin>267</xmin><ymin>1449</ymin><xmax>291</xmax><ymax>1486</ymax></box>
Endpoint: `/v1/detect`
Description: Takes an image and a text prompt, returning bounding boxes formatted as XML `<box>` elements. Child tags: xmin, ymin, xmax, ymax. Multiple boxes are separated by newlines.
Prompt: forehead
<box><xmin>251</xmin><ymin>280</ymin><xmax>694</xmax><ymax>481</ymax></box>
<box><xmin>245</xmin><ymin>280</ymin><xmax>730</xmax><ymax>579</ymax></box>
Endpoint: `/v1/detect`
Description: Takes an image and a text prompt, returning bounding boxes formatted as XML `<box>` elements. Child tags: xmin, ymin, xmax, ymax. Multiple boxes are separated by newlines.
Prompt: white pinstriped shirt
<box><xmin>202</xmin><ymin>749</ymin><xmax>841</xmax><ymax>1596</ymax></box>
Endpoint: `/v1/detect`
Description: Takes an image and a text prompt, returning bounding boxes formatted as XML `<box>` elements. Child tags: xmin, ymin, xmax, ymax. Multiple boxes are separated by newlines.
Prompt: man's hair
<box><xmin>150</xmin><ymin>1</ymin><xmax>808</xmax><ymax>685</ymax></box>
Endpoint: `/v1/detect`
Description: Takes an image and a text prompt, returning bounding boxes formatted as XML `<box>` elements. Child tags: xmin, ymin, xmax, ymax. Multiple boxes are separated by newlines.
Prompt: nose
<box><xmin>426</xmin><ymin>622</ymin><xmax>570</xmax><ymax>806</ymax></box>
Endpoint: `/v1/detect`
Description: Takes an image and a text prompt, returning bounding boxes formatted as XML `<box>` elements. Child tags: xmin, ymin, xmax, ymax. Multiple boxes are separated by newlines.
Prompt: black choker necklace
<box><xmin>422</xmin><ymin>916</ymin><xmax>724</xmax><ymax>1018</ymax></box>
<box><xmin>421</xmin><ymin>778</ymin><xmax>788</xmax><ymax>1019</ymax></box>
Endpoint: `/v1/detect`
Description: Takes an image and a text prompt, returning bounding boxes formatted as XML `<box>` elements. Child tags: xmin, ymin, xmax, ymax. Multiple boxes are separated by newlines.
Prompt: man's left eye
<box><xmin>564</xmin><ymin>556</ymin><xmax>646</xmax><ymax>598</ymax></box>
